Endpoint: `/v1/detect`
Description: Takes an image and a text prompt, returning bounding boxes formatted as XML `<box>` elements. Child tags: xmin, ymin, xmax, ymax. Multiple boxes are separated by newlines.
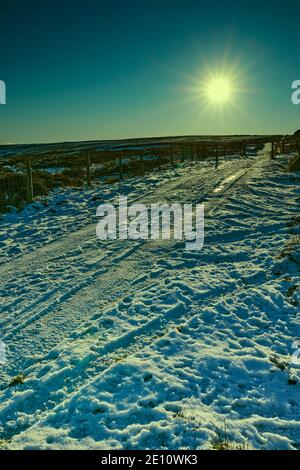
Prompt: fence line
<box><xmin>0</xmin><ymin>137</ymin><xmax>296</xmax><ymax>215</ymax></box>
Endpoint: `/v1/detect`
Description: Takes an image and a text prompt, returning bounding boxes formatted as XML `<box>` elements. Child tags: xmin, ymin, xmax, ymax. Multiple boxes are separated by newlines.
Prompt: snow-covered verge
<box><xmin>0</xmin><ymin>147</ymin><xmax>299</xmax><ymax>450</ymax></box>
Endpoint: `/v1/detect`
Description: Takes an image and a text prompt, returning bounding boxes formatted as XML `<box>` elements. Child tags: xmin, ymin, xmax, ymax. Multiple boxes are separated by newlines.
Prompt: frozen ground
<box><xmin>0</xmin><ymin>146</ymin><xmax>299</xmax><ymax>450</ymax></box>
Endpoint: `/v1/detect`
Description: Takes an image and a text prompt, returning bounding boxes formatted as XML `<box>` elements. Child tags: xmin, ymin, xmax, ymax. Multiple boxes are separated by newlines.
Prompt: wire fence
<box><xmin>0</xmin><ymin>136</ymin><xmax>296</xmax><ymax>215</ymax></box>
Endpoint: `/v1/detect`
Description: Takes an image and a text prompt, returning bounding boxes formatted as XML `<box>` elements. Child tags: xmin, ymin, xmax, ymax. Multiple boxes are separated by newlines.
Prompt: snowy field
<box><xmin>0</xmin><ymin>145</ymin><xmax>299</xmax><ymax>450</ymax></box>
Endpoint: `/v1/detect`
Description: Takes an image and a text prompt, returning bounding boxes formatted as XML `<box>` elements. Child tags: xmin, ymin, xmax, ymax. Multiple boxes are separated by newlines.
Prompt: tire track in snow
<box><xmin>0</xmin><ymin>156</ymin><xmax>257</xmax><ymax>334</ymax></box>
<box><xmin>1</xmin><ymin>241</ymin><xmax>143</xmax><ymax>338</ymax></box>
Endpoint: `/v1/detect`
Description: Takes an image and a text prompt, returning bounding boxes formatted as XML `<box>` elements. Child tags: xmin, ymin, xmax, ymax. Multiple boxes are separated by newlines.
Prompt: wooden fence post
<box><xmin>140</xmin><ymin>156</ymin><xmax>145</xmax><ymax>175</ymax></box>
<box><xmin>158</xmin><ymin>154</ymin><xmax>161</xmax><ymax>171</ymax></box>
<box><xmin>170</xmin><ymin>150</ymin><xmax>174</xmax><ymax>167</ymax></box>
<box><xmin>86</xmin><ymin>151</ymin><xmax>91</xmax><ymax>186</ymax></box>
<box><xmin>119</xmin><ymin>157</ymin><xmax>123</xmax><ymax>179</ymax></box>
<box><xmin>281</xmin><ymin>138</ymin><xmax>285</xmax><ymax>154</ymax></box>
<box><xmin>215</xmin><ymin>148</ymin><xmax>219</xmax><ymax>169</ymax></box>
<box><xmin>271</xmin><ymin>142</ymin><xmax>275</xmax><ymax>159</ymax></box>
<box><xmin>191</xmin><ymin>147</ymin><xmax>194</xmax><ymax>162</ymax></box>
<box><xmin>26</xmin><ymin>159</ymin><xmax>33</xmax><ymax>203</ymax></box>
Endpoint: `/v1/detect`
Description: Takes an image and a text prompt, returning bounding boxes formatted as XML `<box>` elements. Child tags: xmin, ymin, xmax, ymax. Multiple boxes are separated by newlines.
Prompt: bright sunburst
<box><xmin>181</xmin><ymin>56</ymin><xmax>249</xmax><ymax>117</ymax></box>
<box><xmin>205</xmin><ymin>77</ymin><xmax>232</xmax><ymax>104</ymax></box>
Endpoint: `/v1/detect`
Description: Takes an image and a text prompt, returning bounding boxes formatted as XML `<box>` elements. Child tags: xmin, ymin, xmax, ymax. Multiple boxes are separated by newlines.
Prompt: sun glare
<box><xmin>205</xmin><ymin>77</ymin><xmax>232</xmax><ymax>104</ymax></box>
<box><xmin>182</xmin><ymin>56</ymin><xmax>249</xmax><ymax>117</ymax></box>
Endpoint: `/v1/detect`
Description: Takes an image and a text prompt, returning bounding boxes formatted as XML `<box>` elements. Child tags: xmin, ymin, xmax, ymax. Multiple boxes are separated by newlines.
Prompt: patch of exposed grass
<box><xmin>288</xmin><ymin>154</ymin><xmax>300</xmax><ymax>172</ymax></box>
<box><xmin>288</xmin><ymin>376</ymin><xmax>298</xmax><ymax>386</ymax></box>
<box><xmin>0</xmin><ymin>170</ymin><xmax>82</xmax><ymax>214</ymax></box>
<box><xmin>276</xmin><ymin>235</ymin><xmax>300</xmax><ymax>260</ymax></box>
<box><xmin>211</xmin><ymin>421</ymin><xmax>249</xmax><ymax>450</ymax></box>
<box><xmin>270</xmin><ymin>355</ymin><xmax>298</xmax><ymax>385</ymax></box>
<box><xmin>0</xmin><ymin>439</ymin><xmax>11</xmax><ymax>450</ymax></box>
<box><xmin>212</xmin><ymin>438</ymin><xmax>249</xmax><ymax>451</ymax></box>
<box><xmin>270</xmin><ymin>354</ymin><xmax>288</xmax><ymax>371</ymax></box>
<box><xmin>9</xmin><ymin>373</ymin><xmax>26</xmax><ymax>387</ymax></box>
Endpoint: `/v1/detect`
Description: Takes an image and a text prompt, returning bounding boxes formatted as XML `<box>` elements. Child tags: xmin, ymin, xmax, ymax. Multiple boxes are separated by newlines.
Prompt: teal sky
<box><xmin>0</xmin><ymin>0</ymin><xmax>299</xmax><ymax>144</ymax></box>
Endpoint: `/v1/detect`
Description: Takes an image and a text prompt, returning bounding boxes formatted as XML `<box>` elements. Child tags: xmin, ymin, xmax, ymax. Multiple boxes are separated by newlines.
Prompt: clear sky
<box><xmin>0</xmin><ymin>0</ymin><xmax>299</xmax><ymax>144</ymax></box>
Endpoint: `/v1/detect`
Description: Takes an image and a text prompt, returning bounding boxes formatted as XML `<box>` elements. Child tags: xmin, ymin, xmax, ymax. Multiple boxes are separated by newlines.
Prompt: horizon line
<box><xmin>0</xmin><ymin>131</ymin><xmax>292</xmax><ymax>148</ymax></box>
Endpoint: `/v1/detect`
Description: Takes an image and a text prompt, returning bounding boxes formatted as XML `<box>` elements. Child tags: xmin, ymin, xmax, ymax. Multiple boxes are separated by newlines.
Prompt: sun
<box><xmin>205</xmin><ymin>77</ymin><xmax>232</xmax><ymax>104</ymax></box>
<box><xmin>181</xmin><ymin>55</ymin><xmax>250</xmax><ymax>116</ymax></box>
